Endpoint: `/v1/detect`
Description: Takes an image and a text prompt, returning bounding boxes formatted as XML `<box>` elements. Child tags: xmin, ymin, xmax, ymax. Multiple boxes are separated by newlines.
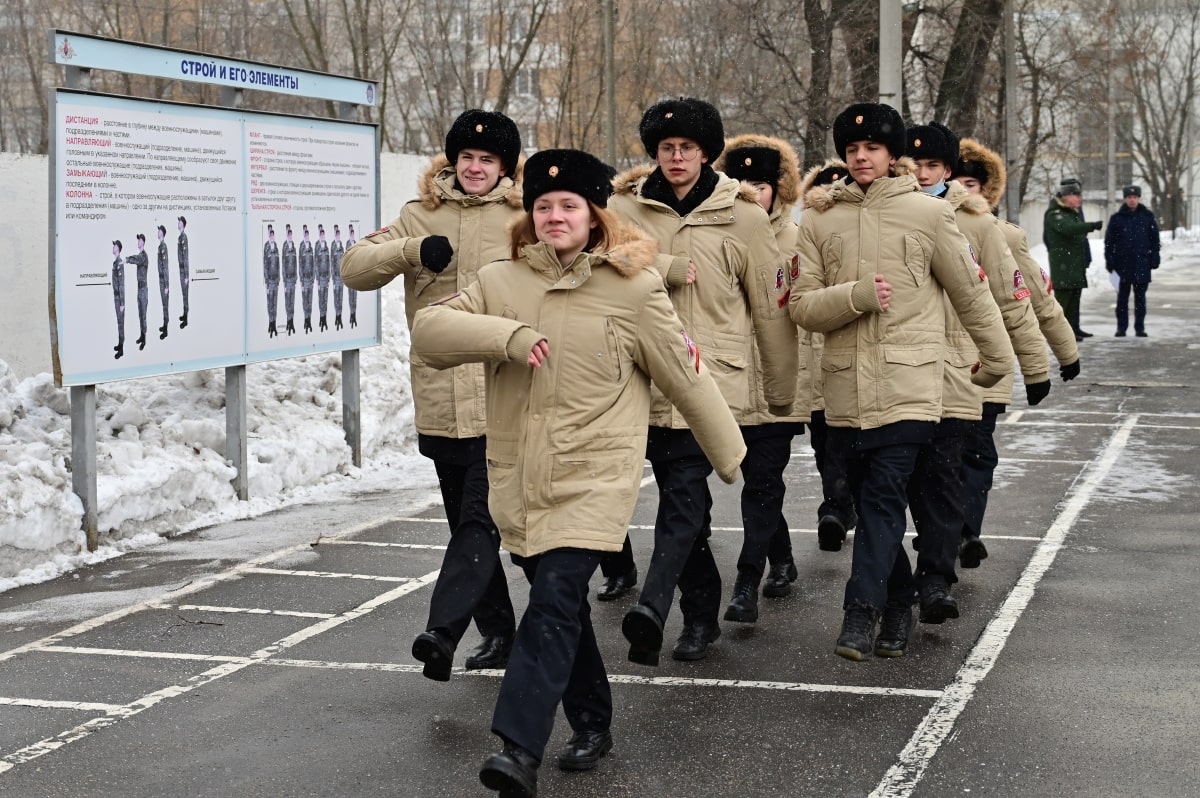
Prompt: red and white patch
<box><xmin>777</xmin><ymin>288</ymin><xmax>791</xmax><ymax>309</ymax></box>
<box><xmin>1012</xmin><ymin>269</ymin><xmax>1031</xmax><ymax>300</ymax></box>
<box><xmin>429</xmin><ymin>291</ymin><xmax>460</xmax><ymax>305</ymax></box>
<box><xmin>1040</xmin><ymin>266</ymin><xmax>1050</xmax><ymax>287</ymax></box>
<box><xmin>789</xmin><ymin>253</ymin><xmax>800</xmax><ymax>281</ymax></box>
<box><xmin>968</xmin><ymin>244</ymin><xmax>986</xmax><ymax>281</ymax></box>
<box><xmin>775</xmin><ymin>267</ymin><xmax>786</xmax><ymax>292</ymax></box>
<box><xmin>365</xmin><ymin>226</ymin><xmax>390</xmax><ymax>239</ymax></box>
<box><xmin>681</xmin><ymin>330</ymin><xmax>700</xmax><ymax>373</ymax></box>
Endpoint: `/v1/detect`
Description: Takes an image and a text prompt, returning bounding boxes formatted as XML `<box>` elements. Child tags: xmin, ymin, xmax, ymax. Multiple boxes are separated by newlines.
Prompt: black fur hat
<box><xmin>722</xmin><ymin>146</ymin><xmax>782</xmax><ymax>186</ymax></box>
<box><xmin>445</xmin><ymin>109</ymin><xmax>522</xmax><ymax>176</ymax></box>
<box><xmin>522</xmin><ymin>149</ymin><xmax>614</xmax><ymax>211</ymax></box>
<box><xmin>812</xmin><ymin>164</ymin><xmax>849</xmax><ymax>188</ymax></box>
<box><xmin>639</xmin><ymin>97</ymin><xmax>725</xmax><ymax>161</ymax></box>
<box><xmin>955</xmin><ymin>156</ymin><xmax>990</xmax><ymax>186</ymax></box>
<box><xmin>1122</xmin><ymin>184</ymin><xmax>1141</xmax><ymax>197</ymax></box>
<box><xmin>905</xmin><ymin>121</ymin><xmax>959</xmax><ymax>164</ymax></box>
<box><xmin>833</xmin><ymin>103</ymin><xmax>906</xmax><ymax>158</ymax></box>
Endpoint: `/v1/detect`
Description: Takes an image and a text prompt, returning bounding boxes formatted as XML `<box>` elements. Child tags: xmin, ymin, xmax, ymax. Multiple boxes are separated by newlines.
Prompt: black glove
<box><xmin>1090</xmin><ymin>220</ymin><xmax>1103</xmax><ymax>232</ymax></box>
<box><xmin>1026</xmin><ymin>380</ymin><xmax>1051</xmax><ymax>406</ymax></box>
<box><xmin>419</xmin><ymin>235</ymin><xmax>453</xmax><ymax>273</ymax></box>
<box><xmin>1060</xmin><ymin>359</ymin><xmax>1080</xmax><ymax>382</ymax></box>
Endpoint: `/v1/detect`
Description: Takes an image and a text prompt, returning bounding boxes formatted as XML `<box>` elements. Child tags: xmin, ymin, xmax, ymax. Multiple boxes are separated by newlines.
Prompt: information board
<box><xmin>51</xmin><ymin>89</ymin><xmax>380</xmax><ymax>386</ymax></box>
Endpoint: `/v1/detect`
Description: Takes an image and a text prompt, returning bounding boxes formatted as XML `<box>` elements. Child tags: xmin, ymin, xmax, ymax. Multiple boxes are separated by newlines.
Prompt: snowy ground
<box><xmin>3</xmin><ymin>225</ymin><xmax>1197</xmax><ymax>592</ymax></box>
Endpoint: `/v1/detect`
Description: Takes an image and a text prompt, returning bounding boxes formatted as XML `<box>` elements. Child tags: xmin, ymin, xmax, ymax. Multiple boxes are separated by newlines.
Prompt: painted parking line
<box><xmin>166</xmin><ymin>604</ymin><xmax>338</xmax><ymax>620</ymax></box>
<box><xmin>869</xmin><ymin>414</ymin><xmax>1138</xmax><ymax>798</ymax></box>
<box><xmin>245</xmin><ymin>567</ymin><xmax>412</xmax><ymax>582</ymax></box>
<box><xmin>316</xmin><ymin>541</ymin><xmax>448</xmax><ymax>550</ymax></box>
<box><xmin>38</xmin><ymin>645</ymin><xmax>251</xmax><ymax>663</ymax></box>
<box><xmin>0</xmin><ymin>697</ymin><xmax>124</xmax><ymax>713</ymax></box>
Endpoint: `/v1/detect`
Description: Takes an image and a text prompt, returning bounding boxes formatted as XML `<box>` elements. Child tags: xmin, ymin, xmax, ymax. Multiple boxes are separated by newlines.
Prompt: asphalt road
<box><xmin>2</xmin><ymin>249</ymin><xmax>1199</xmax><ymax>797</ymax></box>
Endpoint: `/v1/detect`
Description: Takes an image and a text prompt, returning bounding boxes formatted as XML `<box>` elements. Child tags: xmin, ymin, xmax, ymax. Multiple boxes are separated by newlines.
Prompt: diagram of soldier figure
<box><xmin>177</xmin><ymin>216</ymin><xmax>190</xmax><ymax>329</ymax></box>
<box><xmin>299</xmin><ymin>223</ymin><xmax>315</xmax><ymax>334</ymax></box>
<box><xmin>282</xmin><ymin>223</ymin><xmax>297</xmax><ymax>335</ymax></box>
<box><xmin>263</xmin><ymin>224</ymin><xmax>280</xmax><ymax>337</ymax></box>
<box><xmin>156</xmin><ymin>225</ymin><xmax>169</xmax><ymax>340</ymax></box>
<box><xmin>126</xmin><ymin>232</ymin><xmax>150</xmax><ymax>351</ymax></box>
<box><xmin>345</xmin><ymin>223</ymin><xmax>357</xmax><ymax>328</ymax></box>
<box><xmin>315</xmin><ymin>223</ymin><xmax>330</xmax><ymax>332</ymax></box>
<box><xmin>331</xmin><ymin>224</ymin><xmax>345</xmax><ymax>330</ymax></box>
<box><xmin>111</xmin><ymin>240</ymin><xmax>125</xmax><ymax>359</ymax></box>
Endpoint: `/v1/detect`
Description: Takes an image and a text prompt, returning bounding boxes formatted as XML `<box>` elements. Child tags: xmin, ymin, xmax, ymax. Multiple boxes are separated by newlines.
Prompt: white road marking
<box><xmin>869</xmin><ymin>415</ymin><xmax>1138</xmax><ymax>798</ymax></box>
<box><xmin>0</xmin><ymin>571</ymin><xmax>441</xmax><ymax>776</ymax></box>
<box><xmin>171</xmin><ymin>605</ymin><xmax>337</xmax><ymax>619</ymax></box>
<box><xmin>622</xmin><ymin>523</ymin><xmax>1044</xmax><ymax>543</ymax></box>
<box><xmin>37</xmin><ymin>646</ymin><xmax>251</xmax><ymax>663</ymax></box>
<box><xmin>245</xmin><ymin>567</ymin><xmax>412</xmax><ymax>582</ymax></box>
<box><xmin>0</xmin><ymin>697</ymin><xmax>124</xmax><ymax>713</ymax></box>
<box><xmin>316</xmin><ymin>540</ymin><xmax>448</xmax><ymax>550</ymax></box>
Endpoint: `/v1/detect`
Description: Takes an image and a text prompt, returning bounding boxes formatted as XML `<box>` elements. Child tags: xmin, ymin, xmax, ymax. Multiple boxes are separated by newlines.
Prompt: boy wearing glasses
<box><xmin>608</xmin><ymin>97</ymin><xmax>798</xmax><ymax>665</ymax></box>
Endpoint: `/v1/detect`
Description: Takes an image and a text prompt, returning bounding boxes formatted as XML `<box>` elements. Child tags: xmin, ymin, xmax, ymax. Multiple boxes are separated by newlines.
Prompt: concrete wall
<box><xmin>0</xmin><ymin>151</ymin><xmax>431</xmax><ymax>381</ymax></box>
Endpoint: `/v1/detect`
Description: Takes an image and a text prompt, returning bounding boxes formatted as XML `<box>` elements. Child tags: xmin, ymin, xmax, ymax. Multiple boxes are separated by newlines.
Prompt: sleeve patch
<box><xmin>774</xmin><ymin>266</ymin><xmax>786</xmax><ymax>292</ymax></box>
<box><xmin>681</xmin><ymin>330</ymin><xmax>700</xmax><ymax>374</ymax></box>
<box><xmin>429</xmin><ymin>291</ymin><xmax>460</xmax><ymax>306</ymax></box>
<box><xmin>365</xmin><ymin>226</ymin><xmax>390</xmax><ymax>239</ymax></box>
<box><xmin>968</xmin><ymin>244</ymin><xmax>986</xmax><ymax>281</ymax></box>
<box><xmin>1013</xmin><ymin>269</ymin><xmax>1031</xmax><ymax>300</ymax></box>
<box><xmin>777</xmin><ymin>288</ymin><xmax>791</xmax><ymax>308</ymax></box>
<box><xmin>789</xmin><ymin>253</ymin><xmax>800</xmax><ymax>281</ymax></box>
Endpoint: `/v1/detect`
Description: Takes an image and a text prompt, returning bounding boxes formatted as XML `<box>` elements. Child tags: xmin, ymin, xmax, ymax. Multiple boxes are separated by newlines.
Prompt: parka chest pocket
<box><xmin>720</xmin><ymin>239</ymin><xmax>741</xmax><ymax>290</ymax></box>
<box><xmin>605</xmin><ymin>317</ymin><xmax>632</xmax><ymax>383</ymax></box>
<box><xmin>413</xmin><ymin>269</ymin><xmax>440</xmax><ymax>298</ymax></box>
<box><xmin>821</xmin><ymin>235</ymin><xmax>844</xmax><ymax>282</ymax></box>
<box><xmin>904</xmin><ymin>233</ymin><xmax>930</xmax><ymax>287</ymax></box>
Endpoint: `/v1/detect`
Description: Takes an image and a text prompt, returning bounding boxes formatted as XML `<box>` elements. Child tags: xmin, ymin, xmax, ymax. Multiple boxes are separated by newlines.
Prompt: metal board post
<box><xmin>70</xmin><ymin>385</ymin><xmax>98</xmax><ymax>550</ymax></box>
<box><xmin>226</xmin><ymin>366</ymin><xmax>248</xmax><ymax>500</ymax></box>
<box><xmin>342</xmin><ymin>348</ymin><xmax>361</xmax><ymax>467</ymax></box>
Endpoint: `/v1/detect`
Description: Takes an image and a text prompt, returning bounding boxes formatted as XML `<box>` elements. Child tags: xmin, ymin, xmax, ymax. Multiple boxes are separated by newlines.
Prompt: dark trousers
<box><xmin>809</xmin><ymin>410</ymin><xmax>857</xmax><ymax>526</ymax></box>
<box><xmin>178</xmin><ymin>266</ymin><xmax>190</xmax><ymax>317</ymax></box>
<box><xmin>1116</xmin><ymin>280</ymin><xmax>1148</xmax><ymax>333</ymax></box>
<box><xmin>284</xmin><ymin>283</ymin><xmax>296</xmax><ymax>322</ymax></box>
<box><xmin>639</xmin><ymin>428</ymin><xmax>722</xmax><ymax>627</ymax></box>
<box><xmin>302</xmin><ymin>282</ymin><xmax>314</xmax><ymax>320</ymax></box>
<box><xmin>600</xmin><ymin>535</ymin><xmax>635</xmax><ymax>579</ymax></box>
<box><xmin>423</xmin><ymin>438</ymin><xmax>515</xmax><ymax>644</ymax></box>
<box><xmin>492</xmin><ymin>548</ymin><xmax>611</xmax><ymax>761</ymax></box>
<box><xmin>832</xmin><ymin>427</ymin><xmax>927</xmax><ymax>610</ymax></box>
<box><xmin>736</xmin><ymin>426</ymin><xmax>795</xmax><ymax>579</ymax></box>
<box><xmin>961</xmin><ymin>406</ymin><xmax>1002</xmax><ymax>541</ymax></box>
<box><xmin>1056</xmin><ymin>287</ymin><xmax>1083</xmax><ymax>332</ymax></box>
<box><xmin>909</xmin><ymin>418</ymin><xmax>972</xmax><ymax>588</ymax></box>
<box><xmin>266</xmin><ymin>284</ymin><xmax>278</xmax><ymax>325</ymax></box>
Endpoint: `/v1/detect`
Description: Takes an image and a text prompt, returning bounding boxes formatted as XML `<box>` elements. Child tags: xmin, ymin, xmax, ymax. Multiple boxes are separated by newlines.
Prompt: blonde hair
<box><xmin>510</xmin><ymin>200</ymin><xmax>621</xmax><ymax>260</ymax></box>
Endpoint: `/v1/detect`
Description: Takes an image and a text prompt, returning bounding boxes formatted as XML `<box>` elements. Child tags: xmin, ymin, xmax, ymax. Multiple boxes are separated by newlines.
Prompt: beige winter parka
<box><xmin>940</xmin><ymin>179</ymin><xmax>1048</xmax><ymax>418</ymax></box>
<box><xmin>789</xmin><ymin>161</ymin><xmax>1014</xmax><ymax>430</ymax></box>
<box><xmin>609</xmin><ymin>165</ymin><xmax>798</xmax><ymax>427</ymax></box>
<box><xmin>410</xmin><ymin>233</ymin><xmax>746</xmax><ymax>558</ymax></box>
<box><xmin>713</xmin><ymin>134</ymin><xmax>812</xmax><ymax>426</ymax></box>
<box><xmin>339</xmin><ymin>155</ymin><xmax>524</xmax><ymax>439</ymax></box>
<box><xmin>956</xmin><ymin>138</ymin><xmax>1079</xmax><ymax>386</ymax></box>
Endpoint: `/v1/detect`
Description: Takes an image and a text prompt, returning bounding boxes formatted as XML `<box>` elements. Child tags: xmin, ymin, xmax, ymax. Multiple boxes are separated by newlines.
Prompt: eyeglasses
<box><xmin>657</xmin><ymin>142</ymin><xmax>701</xmax><ymax>161</ymax></box>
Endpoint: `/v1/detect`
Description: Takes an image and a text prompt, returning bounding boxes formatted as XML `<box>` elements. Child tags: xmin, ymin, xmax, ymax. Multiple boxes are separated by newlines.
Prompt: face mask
<box><xmin>921</xmin><ymin>179</ymin><xmax>946</xmax><ymax>196</ymax></box>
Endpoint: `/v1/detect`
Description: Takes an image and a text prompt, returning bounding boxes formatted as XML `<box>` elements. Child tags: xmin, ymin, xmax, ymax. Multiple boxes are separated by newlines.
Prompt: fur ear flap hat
<box><xmin>833</xmin><ymin>102</ymin><xmax>906</xmax><ymax>159</ymax></box>
<box><xmin>721</xmin><ymin>146</ymin><xmax>782</xmax><ymax>186</ymax></box>
<box><xmin>445</xmin><ymin>109</ymin><xmax>522</xmax><ymax>176</ymax></box>
<box><xmin>638</xmin><ymin>97</ymin><xmax>725</xmax><ymax>161</ymax></box>
<box><xmin>905</xmin><ymin>121</ymin><xmax>960</xmax><ymax>165</ymax></box>
<box><xmin>522</xmin><ymin>149</ymin><xmax>615</xmax><ymax>211</ymax></box>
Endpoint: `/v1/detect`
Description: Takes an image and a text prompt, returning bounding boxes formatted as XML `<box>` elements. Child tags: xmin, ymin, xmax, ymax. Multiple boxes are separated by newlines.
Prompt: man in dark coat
<box><xmin>1044</xmin><ymin>183</ymin><xmax>1103</xmax><ymax>340</ymax></box>
<box><xmin>126</xmin><ymin>233</ymin><xmax>150</xmax><ymax>351</ymax></box>
<box><xmin>156</xmin><ymin>225</ymin><xmax>170</xmax><ymax>340</ymax></box>
<box><xmin>177</xmin><ymin>216</ymin><xmax>190</xmax><ymax>329</ymax></box>
<box><xmin>283</xmin><ymin>224</ymin><xmax>298</xmax><ymax>335</ymax></box>
<box><xmin>263</xmin><ymin>224</ymin><xmax>281</xmax><ymax>337</ymax></box>
<box><xmin>111</xmin><ymin>240</ymin><xmax>125</xmax><ymax>359</ymax></box>
<box><xmin>1104</xmin><ymin>185</ymin><xmax>1160</xmax><ymax>337</ymax></box>
<box><xmin>299</xmin><ymin>224</ymin><xmax>315</xmax><ymax>333</ymax></box>
<box><xmin>315</xmin><ymin>223</ymin><xmax>331</xmax><ymax>331</ymax></box>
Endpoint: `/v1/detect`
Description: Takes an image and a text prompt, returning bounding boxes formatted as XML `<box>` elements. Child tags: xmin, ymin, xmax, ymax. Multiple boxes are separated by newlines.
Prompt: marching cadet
<box><xmin>903</xmin><ymin>122</ymin><xmax>1046</xmax><ymax>631</ymax></box>
<box><xmin>330</xmin><ymin>224</ymin><xmax>345</xmax><ymax>330</ymax></box>
<box><xmin>790</xmin><ymin>103</ymin><xmax>1013</xmax><ymax>661</ymax></box>
<box><xmin>282</xmin><ymin>223</ymin><xmax>298</xmax><ymax>336</ymax></box>
<box><xmin>264</xmin><ymin>224</ymin><xmax>281</xmax><ymax>338</ymax></box>
<box><xmin>156</xmin><ymin>225</ymin><xmax>170</xmax><ymax>340</ymax></box>
<box><xmin>126</xmin><ymin>233</ymin><xmax>150</xmax><ymax>351</ymax></box>
<box><xmin>341</xmin><ymin>110</ymin><xmax>523</xmax><ymax>681</ymax></box>
<box><xmin>111</xmin><ymin>240</ymin><xmax>125</xmax><ymax>359</ymax></box>
<box><xmin>299</xmin><ymin>224</ymin><xmax>315</xmax><ymax>333</ymax></box>
<box><xmin>797</xmin><ymin>161</ymin><xmax>860</xmax><ymax>554</ymax></box>
<box><xmin>952</xmin><ymin>138</ymin><xmax>1081</xmax><ymax>567</ymax></box>
<box><xmin>411</xmin><ymin>148</ymin><xmax>744</xmax><ymax>798</ymax></box>
<box><xmin>609</xmin><ymin>97</ymin><xmax>798</xmax><ymax>664</ymax></box>
<box><xmin>176</xmin><ymin>216</ymin><xmax>190</xmax><ymax>329</ymax></box>
<box><xmin>315</xmin><ymin>223</ymin><xmax>331</xmax><ymax>332</ymax></box>
<box><xmin>712</xmin><ymin>134</ymin><xmax>811</xmax><ymax>614</ymax></box>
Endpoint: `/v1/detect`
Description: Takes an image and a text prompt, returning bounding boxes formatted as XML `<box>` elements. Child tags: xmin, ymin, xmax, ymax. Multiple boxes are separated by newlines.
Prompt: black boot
<box><xmin>817</xmin><ymin>513</ymin><xmax>848</xmax><ymax>552</ymax></box>
<box><xmin>411</xmin><ymin>630</ymin><xmax>455</xmax><ymax>682</ymax></box>
<box><xmin>179</xmin><ymin>313</ymin><xmax>187</xmax><ymax>329</ymax></box>
<box><xmin>319</xmin><ymin>314</ymin><xmax>327</xmax><ymax>331</ymax></box>
<box><xmin>556</xmin><ymin>729</ymin><xmax>613</xmax><ymax>772</ymax></box>
<box><xmin>159</xmin><ymin>324</ymin><xmax>168</xmax><ymax>340</ymax></box>
<box><xmin>834</xmin><ymin>604</ymin><xmax>880</xmax><ymax>661</ymax></box>
<box><xmin>597</xmin><ymin>567</ymin><xmax>637</xmax><ymax>601</ymax></box>
<box><xmin>464</xmin><ymin>634</ymin><xmax>513</xmax><ymax>670</ymax></box>
<box><xmin>349</xmin><ymin>312</ymin><xmax>357</xmax><ymax>328</ymax></box>
<box><xmin>622</xmin><ymin>603</ymin><xmax>663</xmax><ymax>666</ymax></box>
<box><xmin>723</xmin><ymin>571</ymin><xmax>759</xmax><ymax>623</ymax></box>
<box><xmin>762</xmin><ymin>559</ymin><xmax>798</xmax><ymax>598</ymax></box>
<box><xmin>114</xmin><ymin>344</ymin><xmax>123</xmax><ymax>359</ymax></box>
<box><xmin>959</xmin><ymin>536</ymin><xmax>988</xmax><ymax>569</ymax></box>
<box><xmin>671</xmin><ymin>621</ymin><xmax>721</xmax><ymax>661</ymax></box>
<box><xmin>335</xmin><ymin>314</ymin><xmax>342</xmax><ymax>330</ymax></box>
<box><xmin>304</xmin><ymin>317</ymin><xmax>312</xmax><ymax>333</ymax></box>
<box><xmin>918</xmin><ymin>582</ymin><xmax>960</xmax><ymax>624</ymax></box>
<box><xmin>480</xmin><ymin>742</ymin><xmax>539</xmax><ymax>797</ymax></box>
<box><xmin>874</xmin><ymin>601</ymin><xmax>915</xmax><ymax>658</ymax></box>
<box><xmin>286</xmin><ymin>319</ymin><xmax>295</xmax><ymax>335</ymax></box>
<box><xmin>136</xmin><ymin>334</ymin><xmax>146</xmax><ymax>350</ymax></box>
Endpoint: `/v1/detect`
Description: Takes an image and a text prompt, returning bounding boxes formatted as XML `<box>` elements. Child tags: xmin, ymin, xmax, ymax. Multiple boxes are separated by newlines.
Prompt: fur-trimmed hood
<box><xmin>597</xmin><ymin>223</ymin><xmax>660</xmax><ymax>278</ymax></box>
<box><xmin>804</xmin><ymin>156</ymin><xmax>918</xmax><ymax>213</ymax></box>
<box><xmin>956</xmin><ymin>138</ymin><xmax>1006</xmax><ymax>211</ymax></box>
<box><xmin>418</xmin><ymin>153</ymin><xmax>525</xmax><ymax>210</ymax></box>
<box><xmin>611</xmin><ymin>163</ymin><xmax>760</xmax><ymax>206</ymax></box>
<box><xmin>944</xmin><ymin>179</ymin><xmax>994</xmax><ymax>216</ymax></box>
<box><xmin>712</xmin><ymin>134</ymin><xmax>802</xmax><ymax>212</ymax></box>
<box><xmin>799</xmin><ymin>159</ymin><xmax>850</xmax><ymax>210</ymax></box>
